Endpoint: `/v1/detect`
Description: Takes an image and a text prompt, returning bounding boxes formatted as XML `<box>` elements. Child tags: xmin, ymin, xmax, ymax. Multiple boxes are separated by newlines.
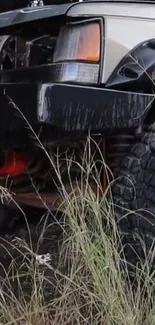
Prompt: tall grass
<box><xmin>0</xmin><ymin>134</ymin><xmax>154</xmax><ymax>325</ymax></box>
<box><xmin>0</xmin><ymin>137</ymin><xmax>153</xmax><ymax>324</ymax></box>
<box><xmin>52</xmin><ymin>176</ymin><xmax>155</xmax><ymax>325</ymax></box>
<box><xmin>0</xmin><ymin>179</ymin><xmax>155</xmax><ymax>324</ymax></box>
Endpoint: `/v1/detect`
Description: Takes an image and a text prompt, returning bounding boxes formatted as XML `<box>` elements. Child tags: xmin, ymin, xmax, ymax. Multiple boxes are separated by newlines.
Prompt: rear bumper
<box><xmin>0</xmin><ymin>82</ymin><xmax>153</xmax><ymax>134</ymax></box>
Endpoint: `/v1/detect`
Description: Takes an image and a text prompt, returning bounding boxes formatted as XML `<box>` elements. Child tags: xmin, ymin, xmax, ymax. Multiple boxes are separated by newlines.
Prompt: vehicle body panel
<box><xmin>0</xmin><ymin>1</ymin><xmax>154</xmax><ymax>209</ymax></box>
<box><xmin>0</xmin><ymin>1</ymin><xmax>153</xmax><ymax>140</ymax></box>
<box><xmin>0</xmin><ymin>3</ymin><xmax>72</xmax><ymax>29</ymax></box>
<box><xmin>67</xmin><ymin>1</ymin><xmax>155</xmax><ymax>19</ymax></box>
<box><xmin>67</xmin><ymin>2</ymin><xmax>155</xmax><ymax>83</ymax></box>
<box><xmin>0</xmin><ymin>82</ymin><xmax>152</xmax><ymax>136</ymax></box>
<box><xmin>0</xmin><ymin>2</ymin><xmax>155</xmax><ymax>83</ymax></box>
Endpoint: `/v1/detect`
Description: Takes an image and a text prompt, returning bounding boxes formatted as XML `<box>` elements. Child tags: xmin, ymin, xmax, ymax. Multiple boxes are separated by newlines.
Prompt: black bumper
<box><xmin>0</xmin><ymin>82</ymin><xmax>154</xmax><ymax>134</ymax></box>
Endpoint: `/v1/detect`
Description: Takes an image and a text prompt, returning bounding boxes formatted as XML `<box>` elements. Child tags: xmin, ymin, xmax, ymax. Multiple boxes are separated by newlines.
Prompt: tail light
<box><xmin>0</xmin><ymin>151</ymin><xmax>31</xmax><ymax>177</ymax></box>
<box><xmin>53</xmin><ymin>20</ymin><xmax>102</xmax><ymax>85</ymax></box>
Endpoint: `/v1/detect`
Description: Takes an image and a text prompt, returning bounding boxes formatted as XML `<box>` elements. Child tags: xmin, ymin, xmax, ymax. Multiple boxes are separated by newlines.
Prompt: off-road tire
<box><xmin>112</xmin><ymin>131</ymin><xmax>155</xmax><ymax>272</ymax></box>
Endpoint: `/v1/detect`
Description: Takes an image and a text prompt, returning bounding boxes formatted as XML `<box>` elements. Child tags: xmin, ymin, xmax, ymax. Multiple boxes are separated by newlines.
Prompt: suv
<box><xmin>0</xmin><ymin>0</ymin><xmax>154</xmax><ymax>265</ymax></box>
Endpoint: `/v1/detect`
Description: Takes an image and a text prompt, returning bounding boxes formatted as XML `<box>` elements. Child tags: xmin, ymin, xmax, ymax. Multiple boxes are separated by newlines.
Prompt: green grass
<box><xmin>53</xmin><ymin>181</ymin><xmax>155</xmax><ymax>325</ymax></box>
<box><xmin>0</xmin><ymin>140</ymin><xmax>154</xmax><ymax>325</ymax></box>
<box><xmin>0</xmin><ymin>180</ymin><xmax>155</xmax><ymax>325</ymax></box>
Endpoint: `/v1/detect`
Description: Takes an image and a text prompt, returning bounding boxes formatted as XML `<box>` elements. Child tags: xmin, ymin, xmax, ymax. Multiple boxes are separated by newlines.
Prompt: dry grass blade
<box><xmin>0</xmin><ymin>95</ymin><xmax>155</xmax><ymax>323</ymax></box>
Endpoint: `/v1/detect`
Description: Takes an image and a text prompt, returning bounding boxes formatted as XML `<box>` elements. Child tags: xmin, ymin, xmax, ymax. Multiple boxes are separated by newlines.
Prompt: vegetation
<box><xmin>0</xmin><ymin>137</ymin><xmax>154</xmax><ymax>325</ymax></box>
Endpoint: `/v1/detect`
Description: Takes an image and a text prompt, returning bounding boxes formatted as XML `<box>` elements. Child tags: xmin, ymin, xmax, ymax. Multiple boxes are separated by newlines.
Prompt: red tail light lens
<box><xmin>0</xmin><ymin>151</ymin><xmax>31</xmax><ymax>177</ymax></box>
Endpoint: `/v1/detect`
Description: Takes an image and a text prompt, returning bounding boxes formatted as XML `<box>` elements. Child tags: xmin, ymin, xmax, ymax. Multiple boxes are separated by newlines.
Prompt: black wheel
<box><xmin>112</xmin><ymin>130</ymin><xmax>155</xmax><ymax>271</ymax></box>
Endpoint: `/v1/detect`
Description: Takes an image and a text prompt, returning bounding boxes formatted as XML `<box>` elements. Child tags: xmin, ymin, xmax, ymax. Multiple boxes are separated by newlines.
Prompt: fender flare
<box><xmin>106</xmin><ymin>39</ymin><xmax>155</xmax><ymax>92</ymax></box>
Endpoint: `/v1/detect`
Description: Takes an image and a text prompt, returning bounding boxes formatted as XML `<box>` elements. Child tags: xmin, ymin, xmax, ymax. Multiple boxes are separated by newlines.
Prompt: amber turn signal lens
<box><xmin>53</xmin><ymin>21</ymin><xmax>101</xmax><ymax>63</ymax></box>
<box><xmin>76</xmin><ymin>23</ymin><xmax>100</xmax><ymax>62</ymax></box>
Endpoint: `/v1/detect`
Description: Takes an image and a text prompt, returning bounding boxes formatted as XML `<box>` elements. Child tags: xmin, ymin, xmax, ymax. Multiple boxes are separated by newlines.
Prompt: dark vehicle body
<box><xmin>0</xmin><ymin>0</ymin><xmax>154</xmax><ymax>251</ymax></box>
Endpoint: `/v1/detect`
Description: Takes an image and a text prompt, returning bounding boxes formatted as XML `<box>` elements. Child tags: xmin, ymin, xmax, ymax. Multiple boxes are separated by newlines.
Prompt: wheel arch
<box><xmin>105</xmin><ymin>39</ymin><xmax>155</xmax><ymax>127</ymax></box>
<box><xmin>105</xmin><ymin>39</ymin><xmax>155</xmax><ymax>92</ymax></box>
